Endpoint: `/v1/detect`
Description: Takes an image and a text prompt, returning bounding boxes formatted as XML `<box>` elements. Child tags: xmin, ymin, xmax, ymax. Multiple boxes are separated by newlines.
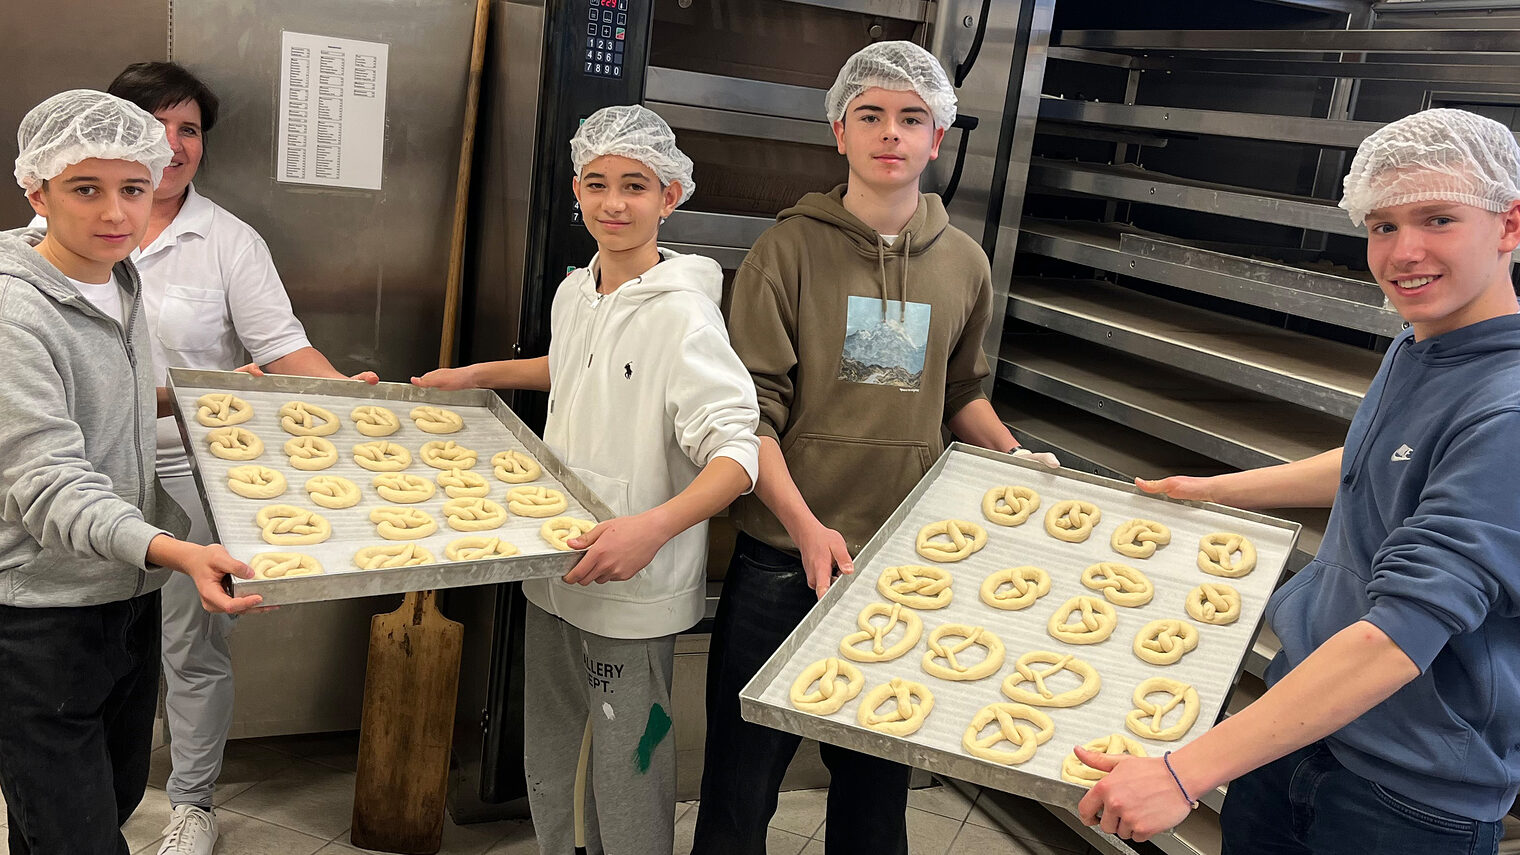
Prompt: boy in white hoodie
<box><xmin>413</xmin><ymin>105</ymin><xmax>759</xmax><ymax>854</ymax></box>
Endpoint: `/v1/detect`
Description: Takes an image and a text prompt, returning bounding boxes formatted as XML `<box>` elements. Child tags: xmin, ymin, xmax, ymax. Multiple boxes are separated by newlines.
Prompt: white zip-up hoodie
<box><xmin>521</xmin><ymin>248</ymin><xmax>760</xmax><ymax>639</ymax></box>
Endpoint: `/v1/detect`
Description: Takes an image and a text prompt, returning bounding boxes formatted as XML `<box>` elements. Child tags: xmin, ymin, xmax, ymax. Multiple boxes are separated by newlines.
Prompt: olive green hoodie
<box><xmin>727</xmin><ymin>185</ymin><xmax>992</xmax><ymax>555</ymax></box>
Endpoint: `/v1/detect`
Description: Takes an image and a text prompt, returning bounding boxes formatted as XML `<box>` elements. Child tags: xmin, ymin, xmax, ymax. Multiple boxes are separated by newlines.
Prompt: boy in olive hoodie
<box><xmin>693</xmin><ymin>41</ymin><xmax>1056</xmax><ymax>855</ymax></box>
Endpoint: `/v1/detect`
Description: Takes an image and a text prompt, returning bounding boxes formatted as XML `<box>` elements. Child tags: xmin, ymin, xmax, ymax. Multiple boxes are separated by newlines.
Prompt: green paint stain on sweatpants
<box><xmin>633</xmin><ymin>703</ymin><xmax>672</xmax><ymax>774</ymax></box>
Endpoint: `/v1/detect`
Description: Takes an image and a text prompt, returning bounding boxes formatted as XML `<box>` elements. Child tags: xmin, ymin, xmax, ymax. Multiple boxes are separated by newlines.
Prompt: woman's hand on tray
<box><xmin>146</xmin><ymin>536</ymin><xmax>263</xmax><ymax>614</ymax></box>
<box><xmin>791</xmin><ymin>517</ymin><xmax>854</xmax><ymax>600</ymax></box>
<box><xmin>1011</xmin><ymin>447</ymin><xmax>1061</xmax><ymax>469</ymax></box>
<box><xmin>232</xmin><ymin>361</ymin><xmax>381</xmax><ymax>385</ymax></box>
<box><xmin>561</xmin><ymin>512</ymin><xmax>670</xmax><ymax>586</ymax></box>
<box><xmin>1074</xmin><ymin>748</ymin><xmax>1193</xmax><ymax>842</ymax></box>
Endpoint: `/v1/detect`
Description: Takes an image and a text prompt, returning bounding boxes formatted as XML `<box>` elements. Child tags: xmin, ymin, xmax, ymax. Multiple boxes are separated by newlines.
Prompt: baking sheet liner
<box><xmin>168</xmin><ymin>369</ymin><xmax>614</xmax><ymax>606</ymax></box>
<box><xmin>741</xmin><ymin>443</ymin><xmax>1299</xmax><ymax>809</ymax></box>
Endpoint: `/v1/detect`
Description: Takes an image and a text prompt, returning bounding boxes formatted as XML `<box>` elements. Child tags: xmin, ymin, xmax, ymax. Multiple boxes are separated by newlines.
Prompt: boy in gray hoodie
<box><xmin>0</xmin><ymin>89</ymin><xmax>261</xmax><ymax>855</ymax></box>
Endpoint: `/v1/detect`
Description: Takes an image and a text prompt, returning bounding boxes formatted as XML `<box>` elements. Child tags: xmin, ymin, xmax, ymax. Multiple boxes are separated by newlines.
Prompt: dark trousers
<box><xmin>0</xmin><ymin>592</ymin><xmax>162</xmax><ymax>855</ymax></box>
<box><xmin>1221</xmin><ymin>742</ymin><xmax>1504</xmax><ymax>855</ymax></box>
<box><xmin>693</xmin><ymin>533</ymin><xmax>911</xmax><ymax>855</ymax></box>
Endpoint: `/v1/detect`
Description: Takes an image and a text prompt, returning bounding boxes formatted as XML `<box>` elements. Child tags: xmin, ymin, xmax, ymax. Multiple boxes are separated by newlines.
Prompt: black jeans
<box><xmin>693</xmin><ymin>533</ymin><xmax>911</xmax><ymax>855</ymax></box>
<box><xmin>0</xmin><ymin>592</ymin><xmax>161</xmax><ymax>855</ymax></box>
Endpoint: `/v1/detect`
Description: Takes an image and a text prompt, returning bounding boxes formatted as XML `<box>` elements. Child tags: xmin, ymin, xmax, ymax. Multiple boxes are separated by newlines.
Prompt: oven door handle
<box><xmin>953</xmin><ymin>0</ymin><xmax>994</xmax><ymax>87</ymax></box>
<box><xmin>940</xmin><ymin>113</ymin><xmax>979</xmax><ymax>208</ymax></box>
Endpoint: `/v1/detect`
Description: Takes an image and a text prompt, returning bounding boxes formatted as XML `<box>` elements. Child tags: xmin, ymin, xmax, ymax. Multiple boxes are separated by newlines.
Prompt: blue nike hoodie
<box><xmin>1264</xmin><ymin>313</ymin><xmax>1520</xmax><ymax>822</ymax></box>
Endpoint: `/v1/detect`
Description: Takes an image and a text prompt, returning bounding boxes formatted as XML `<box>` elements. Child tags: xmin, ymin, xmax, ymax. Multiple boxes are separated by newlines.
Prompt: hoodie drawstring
<box><xmin>876</xmin><ymin>232</ymin><xmax>913</xmax><ymax>321</ymax></box>
<box><xmin>876</xmin><ymin>237</ymin><xmax>889</xmax><ymax>321</ymax></box>
<box><xmin>900</xmin><ymin>231</ymin><xmax>911</xmax><ymax>321</ymax></box>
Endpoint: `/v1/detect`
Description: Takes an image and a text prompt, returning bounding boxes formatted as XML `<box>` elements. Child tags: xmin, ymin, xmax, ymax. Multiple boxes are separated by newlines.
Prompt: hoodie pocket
<box><xmin>569</xmin><ymin>466</ymin><xmax>632</xmax><ymax>519</ymax></box>
<box><xmin>157</xmin><ymin>285</ymin><xmax>226</xmax><ymax>353</ymax></box>
<box><xmin>783</xmin><ymin>432</ymin><xmax>934</xmax><ymax>552</ymax></box>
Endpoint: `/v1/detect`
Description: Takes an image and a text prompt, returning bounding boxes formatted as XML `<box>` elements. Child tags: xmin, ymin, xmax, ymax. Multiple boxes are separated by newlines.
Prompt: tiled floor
<box><xmin>1</xmin><ymin>730</ymin><xmax>1098</xmax><ymax>855</ymax></box>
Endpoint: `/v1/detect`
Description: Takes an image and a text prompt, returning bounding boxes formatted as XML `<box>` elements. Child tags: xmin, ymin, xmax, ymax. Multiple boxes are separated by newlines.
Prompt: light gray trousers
<box><xmin>159</xmin><ymin>474</ymin><xmax>236</xmax><ymax>810</ymax></box>
<box><xmin>522</xmin><ymin>602</ymin><xmax>678</xmax><ymax>855</ymax></box>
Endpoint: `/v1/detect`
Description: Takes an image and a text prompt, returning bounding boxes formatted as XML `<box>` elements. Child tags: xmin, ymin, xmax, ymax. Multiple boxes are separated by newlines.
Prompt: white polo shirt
<box><xmin>33</xmin><ymin>184</ymin><xmax>313</xmax><ymax>477</ymax></box>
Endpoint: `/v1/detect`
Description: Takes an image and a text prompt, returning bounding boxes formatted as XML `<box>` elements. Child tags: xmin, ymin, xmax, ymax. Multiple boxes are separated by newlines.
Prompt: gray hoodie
<box><xmin>0</xmin><ymin>228</ymin><xmax>182</xmax><ymax>607</ymax></box>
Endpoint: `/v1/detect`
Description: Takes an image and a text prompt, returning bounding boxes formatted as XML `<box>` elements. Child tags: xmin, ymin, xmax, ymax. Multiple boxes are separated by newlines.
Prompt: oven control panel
<box><xmin>584</xmin><ymin>0</ymin><xmax>628</xmax><ymax>78</ymax></box>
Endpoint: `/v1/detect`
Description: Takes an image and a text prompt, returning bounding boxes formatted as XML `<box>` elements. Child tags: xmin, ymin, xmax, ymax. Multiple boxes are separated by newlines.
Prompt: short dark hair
<box><xmin>108</xmin><ymin>62</ymin><xmax>219</xmax><ymax>134</ymax></box>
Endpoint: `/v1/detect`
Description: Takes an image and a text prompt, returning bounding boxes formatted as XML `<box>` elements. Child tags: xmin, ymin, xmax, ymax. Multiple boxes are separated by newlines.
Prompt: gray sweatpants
<box><xmin>523</xmin><ymin>602</ymin><xmax>677</xmax><ymax>855</ymax></box>
<box><xmin>159</xmin><ymin>474</ymin><xmax>236</xmax><ymax>810</ymax></box>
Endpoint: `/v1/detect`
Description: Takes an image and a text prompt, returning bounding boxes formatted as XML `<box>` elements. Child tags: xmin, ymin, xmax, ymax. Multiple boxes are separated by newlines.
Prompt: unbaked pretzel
<box><xmin>410</xmin><ymin>405</ymin><xmax>464</xmax><ymax>434</ymax></box>
<box><xmin>444</xmin><ymin>497</ymin><xmax>508</xmax><ymax>532</ymax></box>
<box><xmin>255</xmin><ymin>505</ymin><xmax>331</xmax><ymax>546</ymax></box>
<box><xmin>1044</xmin><ymin>500</ymin><xmax>1102</xmax><ymax>543</ymax></box>
<box><xmin>283</xmin><ymin>436</ymin><xmax>338</xmax><ymax>471</ymax></box>
<box><xmin>492</xmin><ymin>450</ymin><xmax>542</xmax><ymax>484</ymax></box>
<box><xmin>857</xmin><ymin>677</ymin><xmax>934</xmax><ymax>736</ymax></box>
<box><xmin>1198</xmin><ymin>532</ymin><xmax>1257</xmax><ymax>577</ymax></box>
<box><xmin>1000</xmin><ymin>650</ymin><xmax>1102</xmax><ymax>708</ymax></box>
<box><xmin>839</xmin><ymin>602</ymin><xmax>923</xmax><ymax>663</ymax></box>
<box><xmin>1061</xmin><ymin>734</ymin><xmax>1148</xmax><ymax>787</ymax></box>
<box><xmin>350</xmin><ymin>405</ymin><xmax>400</xmax><ymax>437</ymax></box>
<box><xmin>1133</xmin><ymin>619</ymin><xmax>1199</xmax><ymax>666</ymax></box>
<box><xmin>922</xmin><ymin>624</ymin><xmax>1005</xmax><ymax>681</ymax></box>
<box><xmin>278</xmin><ymin>401</ymin><xmax>339</xmax><ymax>437</ymax></box>
<box><xmin>1110</xmin><ymin>518</ymin><xmax>1171</xmax><ymax>559</ymax></box>
<box><xmin>207</xmin><ymin>426</ymin><xmax>263</xmax><ymax>461</ymax></box>
<box><xmin>354</xmin><ymin>543</ymin><xmax>434</xmax><ymax>569</ymax></box>
<box><xmin>369</xmin><ymin>506</ymin><xmax>438</xmax><ymax>540</ymax></box>
<box><xmin>226</xmin><ymin>465</ymin><xmax>286</xmax><ymax>500</ymax></box>
<box><xmin>372</xmin><ymin>472</ymin><xmax>436</xmax><ymax>504</ymax></box>
<box><xmin>914</xmin><ymin>519</ymin><xmax>987</xmax><ymax>563</ymax></box>
<box><xmin>250</xmin><ymin>552</ymin><xmax>323</xmax><ymax>579</ymax></box>
<box><xmin>353</xmin><ymin>441</ymin><xmax>411</xmax><ymax>472</ymax></box>
<box><xmin>506</xmin><ymin>485</ymin><xmax>567</xmax><ymax>518</ymax></box>
<box><xmin>876</xmin><ymin>565</ymin><xmax>953</xmax><ymax>610</ymax></box>
<box><xmin>1185</xmin><ymin>583</ymin><xmax>1242</xmax><ymax>626</ymax></box>
<box><xmin>788</xmin><ymin>657</ymin><xmax>864</xmax><ymax>715</ymax></box>
<box><xmin>195</xmin><ymin>393</ymin><xmax>253</xmax><ymax>427</ymax></box>
<box><xmin>541</xmin><ymin>517</ymin><xmax>596</xmax><ymax>550</ymax></box>
<box><xmin>1047</xmin><ymin>596</ymin><xmax>1117</xmax><ymax>645</ymax></box>
<box><xmin>981</xmin><ymin>486</ymin><xmax>1040</xmax><ymax>526</ymax></box>
<box><xmin>421</xmin><ymin>440</ymin><xmax>478</xmax><ymax>470</ymax></box>
<box><xmin>1125</xmin><ymin>677</ymin><xmax>1199</xmax><ymax>741</ymax></box>
<box><xmin>961</xmin><ymin>702</ymin><xmax>1053</xmax><ymax>766</ymax></box>
<box><xmin>1080</xmin><ymin>562</ymin><xmax>1154</xmax><ymax>608</ymax></box>
<box><xmin>304</xmin><ymin>475</ymin><xmax>361</xmax><ymax>509</ymax></box>
<box><xmin>979</xmin><ymin>566</ymin><xmax>1051</xmax><ymax>611</ymax></box>
<box><xmin>438</xmin><ymin>467</ymin><xmax>490</xmax><ymax>498</ymax></box>
<box><xmin>445</xmin><ymin>536</ymin><xmax>519</xmax><ymax>561</ymax></box>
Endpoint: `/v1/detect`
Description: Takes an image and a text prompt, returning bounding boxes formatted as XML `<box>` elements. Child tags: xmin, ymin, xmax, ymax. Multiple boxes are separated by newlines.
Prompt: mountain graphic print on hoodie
<box><xmin>727</xmin><ymin>185</ymin><xmax>993</xmax><ymax>556</ymax></box>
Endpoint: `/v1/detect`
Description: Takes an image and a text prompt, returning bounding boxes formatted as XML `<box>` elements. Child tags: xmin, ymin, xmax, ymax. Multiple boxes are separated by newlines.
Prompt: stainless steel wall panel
<box><xmin>1057</xmin><ymin>28</ymin><xmax>1520</xmax><ymax>53</ymax></box>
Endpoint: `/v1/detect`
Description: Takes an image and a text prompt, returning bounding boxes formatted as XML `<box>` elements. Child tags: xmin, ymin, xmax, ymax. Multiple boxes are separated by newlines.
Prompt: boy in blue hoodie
<box><xmin>1077</xmin><ymin>109</ymin><xmax>1520</xmax><ymax>853</ymax></box>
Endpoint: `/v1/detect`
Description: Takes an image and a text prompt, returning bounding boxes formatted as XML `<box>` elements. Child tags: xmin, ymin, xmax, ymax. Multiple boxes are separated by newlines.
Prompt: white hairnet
<box><xmin>14</xmin><ymin>90</ymin><xmax>171</xmax><ymax>194</ymax></box>
<box><xmin>570</xmin><ymin>105</ymin><xmax>695</xmax><ymax>206</ymax></box>
<box><xmin>1340</xmin><ymin>108</ymin><xmax>1520</xmax><ymax>227</ymax></box>
<box><xmin>825</xmin><ymin>41</ymin><xmax>957</xmax><ymax>130</ymax></box>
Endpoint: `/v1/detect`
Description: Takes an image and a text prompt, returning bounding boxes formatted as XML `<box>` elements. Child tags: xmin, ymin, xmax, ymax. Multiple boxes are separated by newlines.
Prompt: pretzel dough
<box><xmin>411</xmin><ymin>405</ymin><xmax>464</xmax><ymax>434</ymax></box>
<box><xmin>982</xmin><ymin>486</ymin><xmax>1040</xmax><ymax>526</ymax></box>
<box><xmin>250</xmin><ymin>552</ymin><xmax>323</xmax><ymax>579</ymax></box>
<box><xmin>278</xmin><ymin>401</ymin><xmax>339</xmax><ymax>437</ymax></box>
<box><xmin>438</xmin><ymin>467</ymin><xmax>490</xmax><ymax>498</ymax></box>
<box><xmin>444</xmin><ymin>497</ymin><xmax>509</xmax><ymax>532</ymax></box>
<box><xmin>979</xmin><ymin>566</ymin><xmax>1051</xmax><ymax>611</ymax></box>
<box><xmin>1080</xmin><ymin>562</ymin><xmax>1154</xmax><ymax>608</ymax></box>
<box><xmin>1125</xmin><ymin>677</ymin><xmax>1200</xmax><ymax>741</ymax></box>
<box><xmin>1044</xmin><ymin>500</ymin><xmax>1101</xmax><ymax>543</ymax></box>
<box><xmin>1047</xmin><ymin>596</ymin><xmax>1117</xmax><ymax>645</ymax></box>
<box><xmin>492</xmin><ymin>450</ymin><xmax>542</xmax><ymax>484</ymax></box>
<box><xmin>541</xmin><ymin>517</ymin><xmax>596</xmax><ymax>550</ymax></box>
<box><xmin>1111</xmin><ymin>518</ymin><xmax>1171</xmax><ymax>559</ymax></box>
<box><xmin>354</xmin><ymin>543</ymin><xmax>434</xmax><ymax>569</ymax></box>
<box><xmin>305</xmin><ymin>475</ymin><xmax>361</xmax><ymax>510</ymax></box>
<box><xmin>255</xmin><ymin>505</ymin><xmax>331</xmax><ymax>546</ymax></box>
<box><xmin>195</xmin><ymin>393</ymin><xmax>253</xmax><ymax>427</ymax></box>
<box><xmin>445</xmin><ymin>536</ymin><xmax>519</xmax><ymax>561</ymax></box>
<box><xmin>857</xmin><ymin>677</ymin><xmax>934</xmax><ymax>736</ymax></box>
<box><xmin>207</xmin><ymin>427</ymin><xmax>263</xmax><ymax>460</ymax></box>
<box><xmin>354</xmin><ymin>441</ymin><xmax>411</xmax><ymax>472</ymax></box>
<box><xmin>839</xmin><ymin>602</ymin><xmax>923</xmax><ymax>663</ymax></box>
<box><xmin>421</xmin><ymin>440</ymin><xmax>478</xmax><ymax>470</ymax></box>
<box><xmin>914</xmin><ymin>520</ymin><xmax>988</xmax><ymax>563</ymax></box>
<box><xmin>350</xmin><ymin>405</ymin><xmax>400</xmax><ymax>437</ymax></box>
<box><xmin>1198</xmin><ymin>532</ymin><xmax>1257</xmax><ymax>577</ymax></box>
<box><xmin>226</xmin><ymin>465</ymin><xmax>286</xmax><ymax>500</ymax></box>
<box><xmin>1061</xmin><ymin>734</ymin><xmax>1148</xmax><ymax>788</ymax></box>
<box><xmin>1133</xmin><ymin>619</ymin><xmax>1200</xmax><ymax>666</ymax></box>
<box><xmin>370</xmin><ymin>507</ymin><xmax>438</xmax><ymax>540</ymax></box>
<box><xmin>283</xmin><ymin>436</ymin><xmax>338</xmax><ymax>471</ymax></box>
<box><xmin>506</xmin><ymin>485</ymin><xmax>567</xmax><ymax>518</ymax></box>
<box><xmin>922</xmin><ymin>624</ymin><xmax>1005</xmax><ymax>681</ymax></box>
<box><xmin>1000</xmin><ymin>651</ymin><xmax>1102</xmax><ymax>708</ymax></box>
<box><xmin>788</xmin><ymin>657</ymin><xmax>864</xmax><ymax>715</ymax></box>
<box><xmin>1186</xmin><ymin>582</ymin><xmax>1242</xmax><ymax>626</ymax></box>
<box><xmin>961</xmin><ymin>702</ymin><xmax>1053</xmax><ymax>766</ymax></box>
<box><xmin>876</xmin><ymin>565</ymin><xmax>953</xmax><ymax>610</ymax></box>
<box><xmin>373</xmin><ymin>473</ymin><xmax>436</xmax><ymax>504</ymax></box>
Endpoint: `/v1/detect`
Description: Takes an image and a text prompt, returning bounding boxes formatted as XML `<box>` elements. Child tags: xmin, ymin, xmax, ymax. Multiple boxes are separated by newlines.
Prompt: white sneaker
<box><xmin>156</xmin><ymin>804</ymin><xmax>219</xmax><ymax>855</ymax></box>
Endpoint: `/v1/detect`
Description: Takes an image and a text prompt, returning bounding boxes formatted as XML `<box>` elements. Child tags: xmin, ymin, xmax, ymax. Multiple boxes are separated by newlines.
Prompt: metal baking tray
<box><xmin>740</xmin><ymin>442</ymin><xmax>1299</xmax><ymax>810</ymax></box>
<box><xmin>167</xmin><ymin>368</ymin><xmax>614</xmax><ymax>606</ymax></box>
